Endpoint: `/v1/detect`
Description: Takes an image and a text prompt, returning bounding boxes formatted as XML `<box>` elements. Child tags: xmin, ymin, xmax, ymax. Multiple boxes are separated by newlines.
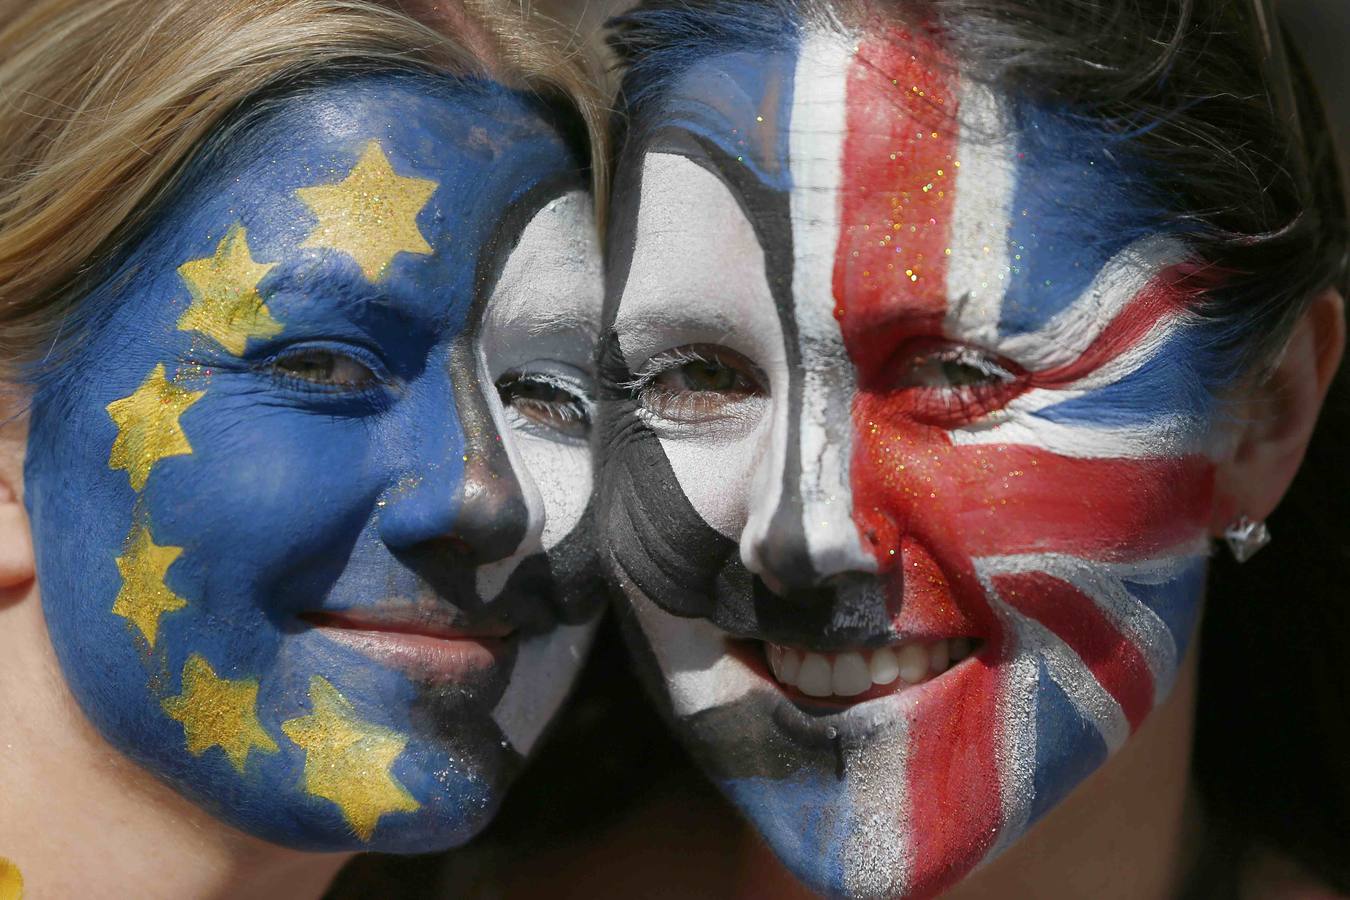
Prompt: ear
<box><xmin>1212</xmin><ymin>288</ymin><xmax>1347</xmax><ymax>532</ymax></box>
<box><xmin>0</xmin><ymin>404</ymin><xmax>34</xmax><ymax>592</ymax></box>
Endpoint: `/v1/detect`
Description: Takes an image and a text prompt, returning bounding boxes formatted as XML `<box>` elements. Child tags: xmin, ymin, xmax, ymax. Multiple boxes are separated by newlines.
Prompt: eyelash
<box><xmin>887</xmin><ymin>341</ymin><xmax>1024</xmax><ymax>425</ymax></box>
<box><xmin>626</xmin><ymin>341</ymin><xmax>1022</xmax><ymax>429</ymax></box>
<box><xmin>497</xmin><ymin>369</ymin><xmax>594</xmax><ymax>440</ymax></box>
<box><xmin>625</xmin><ymin>345</ymin><xmax>766</xmax><ymax>425</ymax></box>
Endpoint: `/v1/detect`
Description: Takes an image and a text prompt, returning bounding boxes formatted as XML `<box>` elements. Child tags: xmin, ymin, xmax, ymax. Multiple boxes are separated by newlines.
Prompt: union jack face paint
<box><xmin>600</xmin><ymin>18</ymin><xmax>1218</xmax><ymax>899</ymax></box>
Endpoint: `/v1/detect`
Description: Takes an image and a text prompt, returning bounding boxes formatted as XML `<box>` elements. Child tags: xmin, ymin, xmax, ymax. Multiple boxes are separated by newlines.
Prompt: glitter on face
<box><xmin>26</xmin><ymin>74</ymin><xmax>605</xmax><ymax>852</ymax></box>
<box><xmin>602</xmin><ymin>17</ymin><xmax>1217</xmax><ymax>899</ymax></box>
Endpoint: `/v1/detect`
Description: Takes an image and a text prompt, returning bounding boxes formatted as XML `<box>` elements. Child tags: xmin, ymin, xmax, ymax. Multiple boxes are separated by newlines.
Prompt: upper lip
<box><xmin>301</xmin><ymin>606</ymin><xmax>516</xmax><ymax>641</ymax></box>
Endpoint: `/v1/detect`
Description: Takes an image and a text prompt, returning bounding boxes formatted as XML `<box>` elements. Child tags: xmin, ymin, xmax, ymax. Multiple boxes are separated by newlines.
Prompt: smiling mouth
<box><xmin>302</xmin><ymin>610</ymin><xmax>516</xmax><ymax>681</ymax></box>
<box><xmin>761</xmin><ymin>638</ymin><xmax>981</xmax><ymax>702</ymax></box>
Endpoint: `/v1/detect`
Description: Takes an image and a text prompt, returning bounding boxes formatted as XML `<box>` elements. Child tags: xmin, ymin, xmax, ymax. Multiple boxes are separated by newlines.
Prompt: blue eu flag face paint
<box><xmin>22</xmin><ymin>72</ymin><xmax>604</xmax><ymax>851</ymax></box>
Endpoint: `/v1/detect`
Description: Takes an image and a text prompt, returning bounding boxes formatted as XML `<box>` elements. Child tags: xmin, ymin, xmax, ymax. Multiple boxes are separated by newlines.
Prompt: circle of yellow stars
<box><xmin>96</xmin><ymin>137</ymin><xmax>436</xmax><ymax>839</ymax></box>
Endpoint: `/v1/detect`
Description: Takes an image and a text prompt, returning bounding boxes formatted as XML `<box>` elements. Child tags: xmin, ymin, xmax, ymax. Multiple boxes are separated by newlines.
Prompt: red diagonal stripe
<box><xmin>1031</xmin><ymin>264</ymin><xmax>1204</xmax><ymax>386</ymax></box>
<box><xmin>993</xmin><ymin>571</ymin><xmax>1154</xmax><ymax>731</ymax></box>
<box><xmin>846</xmin><ymin>414</ymin><xmax>1214</xmax><ymax>568</ymax></box>
<box><xmin>904</xmin><ymin>657</ymin><xmax>1005</xmax><ymax>897</ymax></box>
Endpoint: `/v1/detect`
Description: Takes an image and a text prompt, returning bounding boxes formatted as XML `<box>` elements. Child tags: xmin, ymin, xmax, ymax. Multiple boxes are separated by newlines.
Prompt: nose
<box><xmin>378</xmin><ymin>363</ymin><xmax>542</xmax><ymax>567</ymax></box>
<box><xmin>740</xmin><ymin>368</ymin><xmax>880</xmax><ymax>595</ymax></box>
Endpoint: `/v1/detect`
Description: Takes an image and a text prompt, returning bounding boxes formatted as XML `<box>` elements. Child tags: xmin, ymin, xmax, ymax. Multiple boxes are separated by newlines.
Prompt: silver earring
<box><xmin>1224</xmin><ymin>516</ymin><xmax>1271</xmax><ymax>563</ymax></box>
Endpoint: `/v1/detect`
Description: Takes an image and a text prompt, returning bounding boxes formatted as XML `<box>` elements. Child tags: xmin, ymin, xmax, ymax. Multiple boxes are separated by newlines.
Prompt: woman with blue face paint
<box><xmin>0</xmin><ymin>0</ymin><xmax>607</xmax><ymax>895</ymax></box>
<box><xmin>593</xmin><ymin>0</ymin><xmax>1350</xmax><ymax>896</ymax></box>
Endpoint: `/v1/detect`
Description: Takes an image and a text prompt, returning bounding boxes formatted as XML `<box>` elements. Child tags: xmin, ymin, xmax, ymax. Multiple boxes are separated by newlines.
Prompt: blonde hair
<box><xmin>0</xmin><ymin>0</ymin><xmax>604</xmax><ymax>381</ymax></box>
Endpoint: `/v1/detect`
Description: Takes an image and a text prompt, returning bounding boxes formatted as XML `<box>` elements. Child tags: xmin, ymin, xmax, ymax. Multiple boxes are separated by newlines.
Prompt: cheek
<box><xmin>146</xmin><ymin>393</ymin><xmax>380</xmax><ymax>608</ymax></box>
<box><xmin>510</xmin><ymin>433</ymin><xmax>589</xmax><ymax>549</ymax></box>
<box><xmin>849</xmin><ymin>393</ymin><xmax>1215</xmax><ymax>591</ymax></box>
<box><xmin>653</xmin><ymin>422</ymin><xmax>770</xmax><ymax>540</ymax></box>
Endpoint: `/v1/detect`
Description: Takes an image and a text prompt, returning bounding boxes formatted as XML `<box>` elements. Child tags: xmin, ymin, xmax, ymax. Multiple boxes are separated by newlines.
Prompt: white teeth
<box><xmin>928</xmin><ymin>639</ymin><xmax>949</xmax><ymax>675</ymax></box>
<box><xmin>897</xmin><ymin>643</ymin><xmax>929</xmax><ymax>684</ymax></box>
<box><xmin>869</xmin><ymin>646</ymin><xmax>900</xmax><ymax>685</ymax></box>
<box><xmin>764</xmin><ymin>638</ymin><xmax>978</xmax><ymax>698</ymax></box>
<box><xmin>797</xmin><ymin>652</ymin><xmax>833</xmax><ymax>697</ymax></box>
<box><xmin>831</xmin><ymin>652</ymin><xmax>871</xmax><ymax>696</ymax></box>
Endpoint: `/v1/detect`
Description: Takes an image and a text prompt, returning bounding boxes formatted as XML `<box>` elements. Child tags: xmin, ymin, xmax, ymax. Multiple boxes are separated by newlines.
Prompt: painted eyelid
<box><xmin>260</xmin><ymin>340</ymin><xmax>394</xmax><ymax>388</ymax></box>
<box><xmin>500</xmin><ymin>363</ymin><xmax>596</xmax><ymax>399</ymax></box>
<box><xmin>625</xmin><ymin>346</ymin><xmax>767</xmax><ymax>391</ymax></box>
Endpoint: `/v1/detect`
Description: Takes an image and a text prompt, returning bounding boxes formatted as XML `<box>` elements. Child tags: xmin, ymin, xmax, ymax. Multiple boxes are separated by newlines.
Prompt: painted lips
<box><xmin>303</xmin><ymin>609</ymin><xmax>515</xmax><ymax>681</ymax></box>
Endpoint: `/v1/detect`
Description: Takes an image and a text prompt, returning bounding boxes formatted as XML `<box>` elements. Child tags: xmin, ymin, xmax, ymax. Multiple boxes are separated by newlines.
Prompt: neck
<box><xmin>0</xmin><ymin>585</ymin><xmax>350</xmax><ymax>900</ymax></box>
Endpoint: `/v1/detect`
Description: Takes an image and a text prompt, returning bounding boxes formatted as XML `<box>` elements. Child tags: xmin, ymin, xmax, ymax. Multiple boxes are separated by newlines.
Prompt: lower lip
<box><xmin>309</xmin><ymin>624</ymin><xmax>512</xmax><ymax>681</ymax></box>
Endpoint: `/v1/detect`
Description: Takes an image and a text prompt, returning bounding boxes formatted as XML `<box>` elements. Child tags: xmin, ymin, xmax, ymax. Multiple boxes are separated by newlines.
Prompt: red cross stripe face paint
<box><xmin>599</xmin><ymin>13</ymin><xmax>1223</xmax><ymax>898</ymax></box>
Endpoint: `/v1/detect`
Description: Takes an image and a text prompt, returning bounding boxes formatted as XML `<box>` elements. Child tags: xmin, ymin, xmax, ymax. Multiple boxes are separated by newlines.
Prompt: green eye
<box><xmin>271</xmin><ymin>349</ymin><xmax>377</xmax><ymax>387</ymax></box>
<box><xmin>939</xmin><ymin>359</ymin><xmax>996</xmax><ymax>387</ymax></box>
<box><xmin>677</xmin><ymin>360</ymin><xmax>742</xmax><ymax>392</ymax></box>
<box><xmin>901</xmin><ymin>346</ymin><xmax>1014</xmax><ymax>390</ymax></box>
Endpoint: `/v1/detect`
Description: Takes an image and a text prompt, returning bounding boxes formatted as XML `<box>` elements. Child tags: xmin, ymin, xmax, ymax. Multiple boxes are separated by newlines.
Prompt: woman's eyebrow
<box><xmin>523</xmin><ymin>307</ymin><xmax>601</xmax><ymax>340</ymax></box>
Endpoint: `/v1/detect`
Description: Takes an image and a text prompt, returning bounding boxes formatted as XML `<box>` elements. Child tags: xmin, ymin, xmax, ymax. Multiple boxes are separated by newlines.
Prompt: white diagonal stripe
<box><xmin>785</xmin><ymin>28</ymin><xmax>876</xmax><ymax>579</ymax></box>
<box><xmin>944</xmin><ymin>81</ymin><xmax>1016</xmax><ymax>345</ymax></box>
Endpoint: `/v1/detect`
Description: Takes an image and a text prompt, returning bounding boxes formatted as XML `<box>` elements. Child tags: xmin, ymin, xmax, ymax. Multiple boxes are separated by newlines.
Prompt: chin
<box><xmin>620</xmin><ymin>557</ymin><xmax>1206</xmax><ymax>899</ymax></box>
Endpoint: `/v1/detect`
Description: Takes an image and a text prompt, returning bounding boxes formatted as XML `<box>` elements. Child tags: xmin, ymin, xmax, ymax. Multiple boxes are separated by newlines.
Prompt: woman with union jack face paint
<box><xmin>597</xmin><ymin>0</ymin><xmax>1349</xmax><ymax>896</ymax></box>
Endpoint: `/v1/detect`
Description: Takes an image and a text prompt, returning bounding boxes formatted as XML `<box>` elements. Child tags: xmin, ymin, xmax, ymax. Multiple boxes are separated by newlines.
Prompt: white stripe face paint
<box><xmin>492</xmin><ymin>621</ymin><xmax>597</xmax><ymax>755</ymax></box>
<box><xmin>944</xmin><ymin>82</ymin><xmax>1017</xmax><ymax>346</ymax></box>
<box><xmin>978</xmin><ymin>641</ymin><xmax>1040</xmax><ymax>869</ymax></box>
<box><xmin>841</xmin><ymin>722</ymin><xmax>914</xmax><ymax>899</ymax></box>
<box><xmin>478</xmin><ymin>191</ymin><xmax>604</xmax><ymax>750</ymax></box>
<box><xmin>614</xmin><ymin>153</ymin><xmax>785</xmax><ymax>539</ymax></box>
<box><xmin>995</xmin><ymin>235</ymin><xmax>1191</xmax><ymax>370</ymax></box>
<box><xmin>742</xmin><ymin>27</ymin><xmax>875</xmax><ymax>581</ymax></box>
<box><xmin>628</xmin><ymin>588</ymin><xmax>761</xmax><ymax>717</ymax></box>
<box><xmin>950</xmin><ymin>411</ymin><xmax>1204</xmax><ymax>459</ymax></box>
<box><xmin>479</xmin><ymin>191</ymin><xmax>602</xmax><ymax>597</ymax></box>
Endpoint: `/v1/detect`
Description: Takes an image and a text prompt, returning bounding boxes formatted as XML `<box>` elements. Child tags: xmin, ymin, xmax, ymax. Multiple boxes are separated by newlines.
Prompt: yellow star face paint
<box><xmin>105</xmin><ymin>363</ymin><xmax>204</xmax><ymax>492</ymax></box>
<box><xmin>282</xmin><ymin>676</ymin><xmax>420</xmax><ymax>841</ymax></box>
<box><xmin>24</xmin><ymin>74</ymin><xmax>604</xmax><ymax>852</ymax></box>
<box><xmin>162</xmin><ymin>654</ymin><xmax>279</xmax><ymax>772</ymax></box>
<box><xmin>111</xmin><ymin>520</ymin><xmax>187</xmax><ymax>647</ymax></box>
<box><xmin>177</xmin><ymin>224</ymin><xmax>282</xmax><ymax>355</ymax></box>
<box><xmin>296</xmin><ymin>140</ymin><xmax>438</xmax><ymax>282</ymax></box>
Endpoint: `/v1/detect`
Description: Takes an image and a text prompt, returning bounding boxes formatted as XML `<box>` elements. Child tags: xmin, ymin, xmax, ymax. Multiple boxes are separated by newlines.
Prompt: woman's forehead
<box><xmin>91</xmin><ymin>73</ymin><xmax>586</xmax><ymax>340</ymax></box>
<box><xmin>618</xmin><ymin>28</ymin><xmax>1175</xmax><ymax>339</ymax></box>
